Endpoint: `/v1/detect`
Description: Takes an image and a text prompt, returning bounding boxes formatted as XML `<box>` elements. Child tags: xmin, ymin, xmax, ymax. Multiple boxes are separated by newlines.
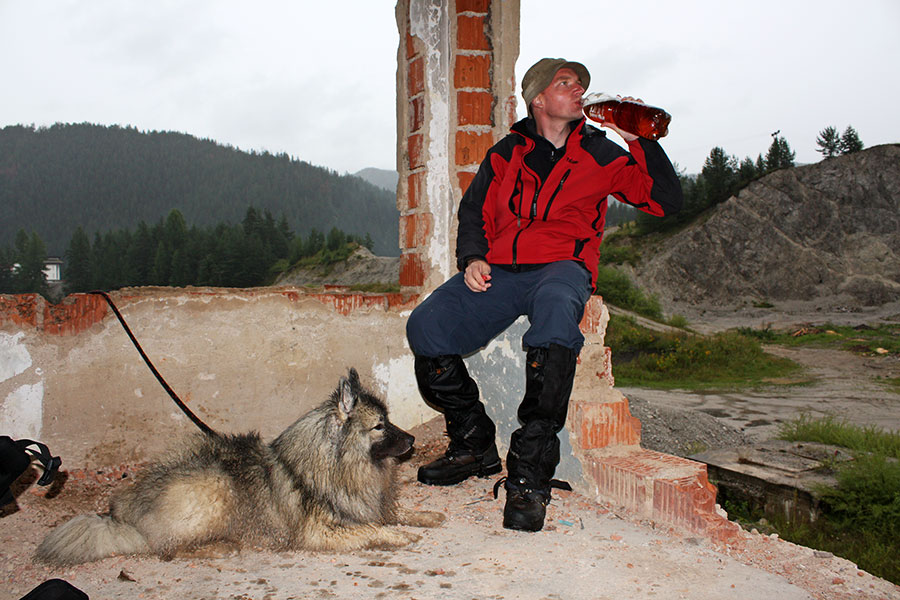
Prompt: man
<box><xmin>406</xmin><ymin>58</ymin><xmax>683</xmax><ymax>532</ymax></box>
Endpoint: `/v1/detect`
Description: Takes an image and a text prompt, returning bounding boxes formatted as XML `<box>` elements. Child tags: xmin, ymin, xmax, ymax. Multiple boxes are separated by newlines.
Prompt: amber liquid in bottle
<box><xmin>583</xmin><ymin>93</ymin><xmax>671</xmax><ymax>140</ymax></box>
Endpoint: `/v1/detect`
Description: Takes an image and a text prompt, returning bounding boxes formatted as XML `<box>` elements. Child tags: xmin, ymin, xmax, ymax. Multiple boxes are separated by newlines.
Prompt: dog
<box><xmin>35</xmin><ymin>369</ymin><xmax>444</xmax><ymax>566</ymax></box>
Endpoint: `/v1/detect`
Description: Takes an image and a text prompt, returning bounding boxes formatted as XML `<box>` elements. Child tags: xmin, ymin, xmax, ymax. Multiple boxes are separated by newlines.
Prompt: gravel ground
<box><xmin>2</xmin><ymin>425</ymin><xmax>899</xmax><ymax>600</ymax></box>
<box><xmin>626</xmin><ymin>395</ymin><xmax>751</xmax><ymax>457</ymax></box>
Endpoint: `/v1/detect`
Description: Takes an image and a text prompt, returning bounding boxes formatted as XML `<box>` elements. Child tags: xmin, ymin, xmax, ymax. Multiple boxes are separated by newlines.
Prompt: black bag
<box><xmin>0</xmin><ymin>436</ymin><xmax>61</xmax><ymax>506</ymax></box>
<box><xmin>19</xmin><ymin>579</ymin><xmax>88</xmax><ymax>600</ymax></box>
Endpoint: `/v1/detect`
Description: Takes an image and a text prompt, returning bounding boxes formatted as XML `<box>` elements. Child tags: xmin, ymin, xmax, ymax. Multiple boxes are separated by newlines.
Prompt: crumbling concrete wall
<box><xmin>0</xmin><ymin>288</ymin><xmax>427</xmax><ymax>467</ymax></box>
<box><xmin>0</xmin><ymin>287</ymin><xmax>611</xmax><ymax>477</ymax></box>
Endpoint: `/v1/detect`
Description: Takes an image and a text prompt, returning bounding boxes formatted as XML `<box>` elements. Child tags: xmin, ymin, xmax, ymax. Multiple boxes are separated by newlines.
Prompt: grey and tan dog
<box><xmin>35</xmin><ymin>369</ymin><xmax>443</xmax><ymax>566</ymax></box>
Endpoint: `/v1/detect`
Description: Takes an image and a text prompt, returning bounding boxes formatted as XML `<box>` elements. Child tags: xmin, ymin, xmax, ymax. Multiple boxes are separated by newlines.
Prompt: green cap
<box><xmin>521</xmin><ymin>58</ymin><xmax>591</xmax><ymax>116</ymax></box>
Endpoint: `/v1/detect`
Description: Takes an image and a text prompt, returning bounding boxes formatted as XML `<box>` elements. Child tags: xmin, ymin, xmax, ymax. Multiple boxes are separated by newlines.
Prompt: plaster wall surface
<box><xmin>1</xmin><ymin>288</ymin><xmax>617</xmax><ymax>477</ymax></box>
<box><xmin>0</xmin><ymin>288</ymin><xmax>433</xmax><ymax>468</ymax></box>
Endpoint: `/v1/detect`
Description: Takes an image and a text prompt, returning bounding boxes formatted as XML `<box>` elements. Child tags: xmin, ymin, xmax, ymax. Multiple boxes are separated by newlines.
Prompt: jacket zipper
<box><xmin>542</xmin><ymin>169</ymin><xmax>570</xmax><ymax>220</ymax></box>
<box><xmin>514</xmin><ymin>169</ymin><xmax>543</xmax><ymax>268</ymax></box>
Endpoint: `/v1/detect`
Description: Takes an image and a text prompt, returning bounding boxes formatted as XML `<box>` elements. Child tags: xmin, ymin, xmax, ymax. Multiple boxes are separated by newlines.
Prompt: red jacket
<box><xmin>456</xmin><ymin>117</ymin><xmax>683</xmax><ymax>289</ymax></box>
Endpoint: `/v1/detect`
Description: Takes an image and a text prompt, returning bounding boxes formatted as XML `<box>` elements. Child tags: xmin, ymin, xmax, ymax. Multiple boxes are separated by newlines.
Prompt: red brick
<box><xmin>457</xmin><ymin>0</ymin><xmax>490</xmax><ymax>13</ymax></box>
<box><xmin>455</xmin><ymin>130</ymin><xmax>493</xmax><ymax>166</ymax></box>
<box><xmin>400</xmin><ymin>252</ymin><xmax>426</xmax><ymax>287</ymax></box>
<box><xmin>454</xmin><ymin>54</ymin><xmax>491</xmax><ymax>89</ymax></box>
<box><xmin>571</xmin><ymin>398</ymin><xmax>642</xmax><ymax>449</ymax></box>
<box><xmin>0</xmin><ymin>293</ymin><xmax>41</xmax><ymax>328</ymax></box>
<box><xmin>457</xmin><ymin>91</ymin><xmax>493</xmax><ymax>126</ymax></box>
<box><xmin>580</xmin><ymin>447</ymin><xmax>742</xmax><ymax>541</ymax></box>
<box><xmin>385</xmin><ymin>292</ymin><xmax>421</xmax><ymax>312</ymax></box>
<box><xmin>408</xmin><ymin>56</ymin><xmax>425</xmax><ymax>96</ymax></box>
<box><xmin>457</xmin><ymin>15</ymin><xmax>490</xmax><ymax>51</ymax></box>
<box><xmin>408</xmin><ymin>133</ymin><xmax>424</xmax><ymax>170</ymax></box>
<box><xmin>579</xmin><ymin>295</ymin><xmax>606</xmax><ymax>334</ymax></box>
<box><xmin>406</xmin><ymin>29</ymin><xmax>416</xmax><ymax>60</ymax></box>
<box><xmin>307</xmin><ymin>292</ymin><xmax>389</xmax><ymax>317</ymax></box>
<box><xmin>43</xmin><ymin>293</ymin><xmax>109</xmax><ymax>335</ymax></box>
<box><xmin>457</xmin><ymin>171</ymin><xmax>476</xmax><ymax>195</ymax></box>
<box><xmin>406</xmin><ymin>172</ymin><xmax>424</xmax><ymax>210</ymax></box>
<box><xmin>409</xmin><ymin>95</ymin><xmax>424</xmax><ymax>132</ymax></box>
<box><xmin>401</xmin><ymin>213</ymin><xmax>432</xmax><ymax>249</ymax></box>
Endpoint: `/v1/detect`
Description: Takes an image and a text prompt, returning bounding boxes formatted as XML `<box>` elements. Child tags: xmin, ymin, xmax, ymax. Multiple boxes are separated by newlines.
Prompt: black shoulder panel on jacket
<box><xmin>637</xmin><ymin>138</ymin><xmax>684</xmax><ymax>215</ymax></box>
<box><xmin>580</xmin><ymin>124</ymin><xmax>630</xmax><ymax>167</ymax></box>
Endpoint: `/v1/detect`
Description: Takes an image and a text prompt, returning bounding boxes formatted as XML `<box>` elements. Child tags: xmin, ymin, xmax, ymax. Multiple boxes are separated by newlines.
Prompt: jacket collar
<box><xmin>512</xmin><ymin>117</ymin><xmax>586</xmax><ymax>148</ymax></box>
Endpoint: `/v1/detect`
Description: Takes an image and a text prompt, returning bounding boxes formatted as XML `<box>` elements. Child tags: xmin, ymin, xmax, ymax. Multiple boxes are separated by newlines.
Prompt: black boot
<box><xmin>414</xmin><ymin>355</ymin><xmax>501</xmax><ymax>486</ymax></box>
<box><xmin>501</xmin><ymin>478</ymin><xmax>550</xmax><ymax>531</ymax></box>
<box><xmin>493</xmin><ymin>476</ymin><xmax>572</xmax><ymax>532</ymax></box>
<box><xmin>502</xmin><ymin>343</ymin><xmax>577</xmax><ymax>531</ymax></box>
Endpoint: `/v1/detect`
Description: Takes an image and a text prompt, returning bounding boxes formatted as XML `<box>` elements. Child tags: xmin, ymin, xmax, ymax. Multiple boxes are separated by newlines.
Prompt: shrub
<box><xmin>594</xmin><ymin>266</ymin><xmax>662</xmax><ymax>320</ymax></box>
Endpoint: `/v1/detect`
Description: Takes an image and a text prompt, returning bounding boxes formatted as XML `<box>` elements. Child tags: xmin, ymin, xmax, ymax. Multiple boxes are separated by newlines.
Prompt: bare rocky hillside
<box><xmin>274</xmin><ymin>246</ymin><xmax>400</xmax><ymax>288</ymax></box>
<box><xmin>628</xmin><ymin>144</ymin><xmax>900</xmax><ymax>310</ymax></box>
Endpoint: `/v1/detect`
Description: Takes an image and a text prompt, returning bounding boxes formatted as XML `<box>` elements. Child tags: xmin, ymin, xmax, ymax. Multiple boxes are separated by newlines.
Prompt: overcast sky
<box><xmin>2</xmin><ymin>1</ymin><xmax>898</xmax><ymax>176</ymax></box>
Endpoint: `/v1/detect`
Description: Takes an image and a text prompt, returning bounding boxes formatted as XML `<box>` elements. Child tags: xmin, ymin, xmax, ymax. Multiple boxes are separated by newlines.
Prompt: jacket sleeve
<box><xmin>455</xmin><ymin>150</ymin><xmax>497</xmax><ymax>271</ymax></box>
<box><xmin>611</xmin><ymin>138</ymin><xmax>683</xmax><ymax>217</ymax></box>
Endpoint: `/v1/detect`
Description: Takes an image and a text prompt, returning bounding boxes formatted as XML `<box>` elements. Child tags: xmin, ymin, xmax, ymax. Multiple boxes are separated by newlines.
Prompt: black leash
<box><xmin>89</xmin><ymin>290</ymin><xmax>216</xmax><ymax>436</ymax></box>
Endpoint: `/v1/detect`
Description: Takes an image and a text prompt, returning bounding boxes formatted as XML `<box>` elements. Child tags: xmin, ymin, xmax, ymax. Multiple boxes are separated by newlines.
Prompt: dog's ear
<box><xmin>346</xmin><ymin>368</ymin><xmax>360</xmax><ymax>389</ymax></box>
<box><xmin>337</xmin><ymin>376</ymin><xmax>357</xmax><ymax>420</ymax></box>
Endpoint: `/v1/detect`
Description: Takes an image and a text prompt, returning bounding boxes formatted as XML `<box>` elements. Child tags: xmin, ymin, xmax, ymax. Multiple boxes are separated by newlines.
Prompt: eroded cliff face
<box><xmin>632</xmin><ymin>144</ymin><xmax>900</xmax><ymax>308</ymax></box>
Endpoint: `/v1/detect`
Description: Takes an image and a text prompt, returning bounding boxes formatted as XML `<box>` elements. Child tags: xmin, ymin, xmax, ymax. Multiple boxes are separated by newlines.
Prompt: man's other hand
<box><xmin>464</xmin><ymin>259</ymin><xmax>492</xmax><ymax>292</ymax></box>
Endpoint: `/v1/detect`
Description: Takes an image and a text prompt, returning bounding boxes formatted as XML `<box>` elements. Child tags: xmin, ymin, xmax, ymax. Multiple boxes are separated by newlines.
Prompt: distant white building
<box><xmin>44</xmin><ymin>257</ymin><xmax>63</xmax><ymax>282</ymax></box>
<box><xmin>9</xmin><ymin>257</ymin><xmax>64</xmax><ymax>282</ymax></box>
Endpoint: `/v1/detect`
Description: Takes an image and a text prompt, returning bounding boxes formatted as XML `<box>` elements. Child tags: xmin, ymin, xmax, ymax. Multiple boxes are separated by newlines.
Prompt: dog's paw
<box><xmin>368</xmin><ymin>527</ymin><xmax>422</xmax><ymax>549</ymax></box>
<box><xmin>399</xmin><ymin>509</ymin><xmax>446</xmax><ymax>528</ymax></box>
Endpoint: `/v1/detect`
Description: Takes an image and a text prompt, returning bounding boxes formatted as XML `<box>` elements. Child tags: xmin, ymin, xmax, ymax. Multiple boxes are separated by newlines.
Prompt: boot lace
<box><xmin>492</xmin><ymin>476</ymin><xmax>572</xmax><ymax>500</ymax></box>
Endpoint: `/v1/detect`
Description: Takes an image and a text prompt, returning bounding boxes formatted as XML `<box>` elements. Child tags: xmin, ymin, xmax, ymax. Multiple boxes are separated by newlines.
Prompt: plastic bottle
<box><xmin>582</xmin><ymin>92</ymin><xmax>671</xmax><ymax>140</ymax></box>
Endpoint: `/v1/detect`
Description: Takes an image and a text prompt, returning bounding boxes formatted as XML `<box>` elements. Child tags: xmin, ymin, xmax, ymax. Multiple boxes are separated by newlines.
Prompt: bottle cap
<box><xmin>582</xmin><ymin>92</ymin><xmax>617</xmax><ymax>106</ymax></box>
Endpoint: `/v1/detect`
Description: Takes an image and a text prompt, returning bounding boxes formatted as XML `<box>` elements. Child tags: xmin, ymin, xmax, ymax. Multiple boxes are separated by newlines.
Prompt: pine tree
<box><xmin>737</xmin><ymin>156</ymin><xmax>760</xmax><ymax>186</ymax></box>
<box><xmin>305</xmin><ymin>229</ymin><xmax>325</xmax><ymax>257</ymax></box>
<box><xmin>0</xmin><ymin>246</ymin><xmax>15</xmax><ymax>293</ymax></box>
<box><xmin>64</xmin><ymin>226</ymin><xmax>93</xmax><ymax>293</ymax></box>
<box><xmin>701</xmin><ymin>147</ymin><xmax>738</xmax><ymax>206</ymax></box>
<box><xmin>326</xmin><ymin>227</ymin><xmax>345</xmax><ymax>252</ymax></box>
<box><xmin>765</xmin><ymin>136</ymin><xmax>795</xmax><ymax>172</ymax></box>
<box><xmin>815</xmin><ymin>126</ymin><xmax>842</xmax><ymax>158</ymax></box>
<box><xmin>755</xmin><ymin>153</ymin><xmax>766</xmax><ymax>174</ymax></box>
<box><xmin>839</xmin><ymin>126</ymin><xmax>864</xmax><ymax>155</ymax></box>
<box><xmin>128</xmin><ymin>222</ymin><xmax>156</xmax><ymax>285</ymax></box>
<box><xmin>14</xmin><ymin>231</ymin><xmax>49</xmax><ymax>296</ymax></box>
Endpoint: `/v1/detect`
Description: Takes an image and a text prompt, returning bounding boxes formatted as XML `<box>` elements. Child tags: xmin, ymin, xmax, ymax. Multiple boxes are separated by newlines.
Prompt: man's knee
<box><xmin>406</xmin><ymin>304</ymin><xmax>437</xmax><ymax>356</ymax></box>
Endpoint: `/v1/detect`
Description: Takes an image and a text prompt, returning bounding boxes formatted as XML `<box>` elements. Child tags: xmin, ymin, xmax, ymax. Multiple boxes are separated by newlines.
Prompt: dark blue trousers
<box><xmin>406</xmin><ymin>260</ymin><xmax>592</xmax><ymax>357</ymax></box>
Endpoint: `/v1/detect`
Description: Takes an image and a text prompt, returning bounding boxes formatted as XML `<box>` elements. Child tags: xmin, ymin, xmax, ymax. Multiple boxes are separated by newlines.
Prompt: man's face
<box><xmin>533</xmin><ymin>67</ymin><xmax>586</xmax><ymax>120</ymax></box>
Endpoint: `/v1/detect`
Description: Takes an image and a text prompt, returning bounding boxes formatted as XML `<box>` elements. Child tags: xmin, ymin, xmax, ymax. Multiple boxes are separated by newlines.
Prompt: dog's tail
<box><xmin>35</xmin><ymin>514</ymin><xmax>150</xmax><ymax>566</ymax></box>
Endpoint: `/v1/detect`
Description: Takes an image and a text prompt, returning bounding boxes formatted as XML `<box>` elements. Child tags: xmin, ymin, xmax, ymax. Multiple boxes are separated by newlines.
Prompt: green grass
<box><xmin>755</xmin><ymin>416</ymin><xmax>900</xmax><ymax>584</ymax></box>
<box><xmin>886</xmin><ymin>377</ymin><xmax>900</xmax><ymax>394</ymax></box>
<box><xmin>738</xmin><ymin>322</ymin><xmax>900</xmax><ymax>356</ymax></box>
<box><xmin>778</xmin><ymin>414</ymin><xmax>900</xmax><ymax>459</ymax></box>
<box><xmin>294</xmin><ymin>242</ymin><xmax>359</xmax><ymax>269</ymax></box>
<box><xmin>606</xmin><ymin>314</ymin><xmax>801</xmax><ymax>389</ymax></box>
<box><xmin>349</xmin><ymin>282</ymin><xmax>400</xmax><ymax>293</ymax></box>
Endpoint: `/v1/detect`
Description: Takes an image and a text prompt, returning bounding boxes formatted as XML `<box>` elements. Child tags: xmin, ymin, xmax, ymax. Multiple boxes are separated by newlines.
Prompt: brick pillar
<box><xmin>396</xmin><ymin>0</ymin><xmax>519</xmax><ymax>293</ymax></box>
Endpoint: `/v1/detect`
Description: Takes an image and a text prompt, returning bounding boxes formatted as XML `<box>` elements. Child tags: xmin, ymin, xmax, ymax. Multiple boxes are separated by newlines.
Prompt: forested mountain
<box><xmin>353</xmin><ymin>167</ymin><xmax>399</xmax><ymax>192</ymax></box>
<box><xmin>0</xmin><ymin>123</ymin><xmax>400</xmax><ymax>256</ymax></box>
